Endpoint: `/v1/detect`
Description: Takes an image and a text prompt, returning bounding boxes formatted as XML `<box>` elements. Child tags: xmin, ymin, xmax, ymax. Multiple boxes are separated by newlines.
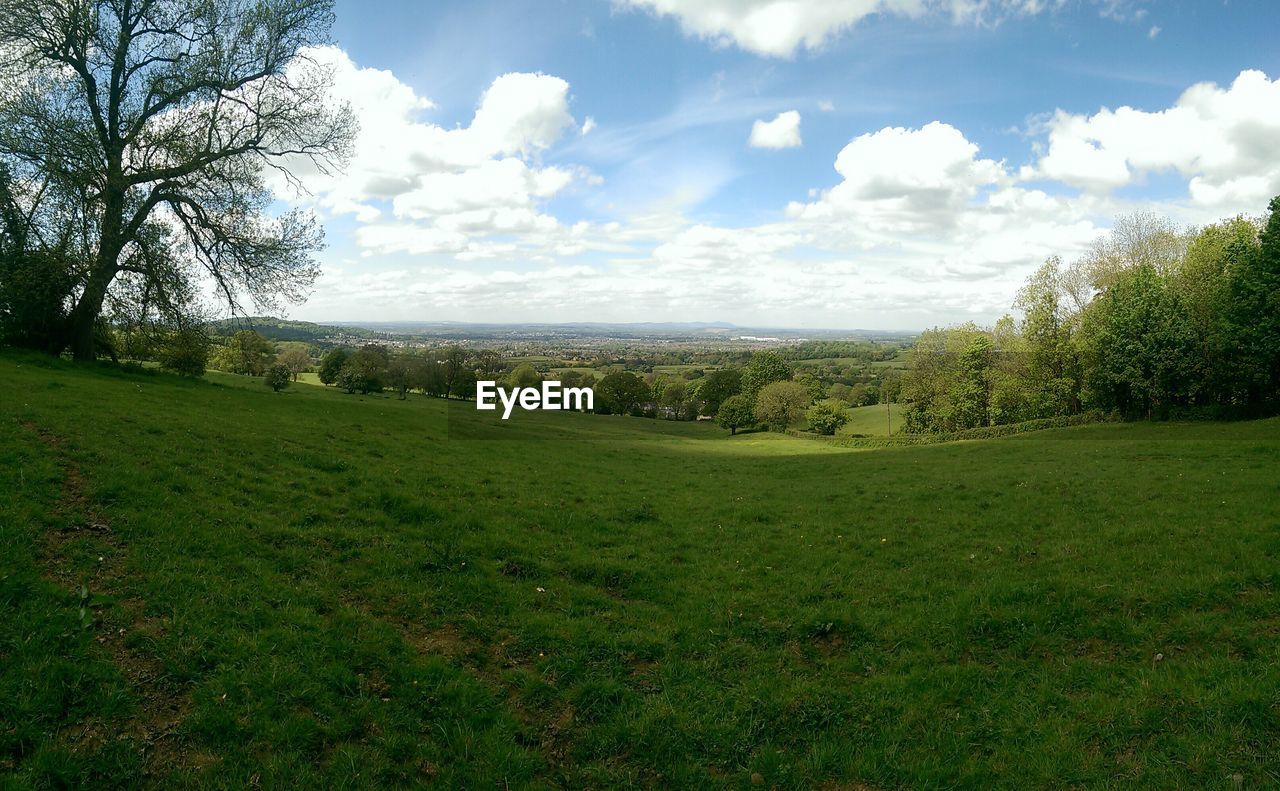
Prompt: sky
<box><xmin>273</xmin><ymin>0</ymin><xmax>1280</xmax><ymax>330</ymax></box>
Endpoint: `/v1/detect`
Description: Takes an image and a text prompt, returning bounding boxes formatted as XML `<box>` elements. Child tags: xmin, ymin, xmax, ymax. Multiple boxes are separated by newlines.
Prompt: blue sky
<box><xmin>279</xmin><ymin>0</ymin><xmax>1280</xmax><ymax>329</ymax></box>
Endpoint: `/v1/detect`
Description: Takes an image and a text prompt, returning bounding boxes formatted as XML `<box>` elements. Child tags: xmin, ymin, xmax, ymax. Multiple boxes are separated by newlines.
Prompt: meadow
<box><xmin>3</xmin><ymin>350</ymin><xmax>1279</xmax><ymax>788</ymax></box>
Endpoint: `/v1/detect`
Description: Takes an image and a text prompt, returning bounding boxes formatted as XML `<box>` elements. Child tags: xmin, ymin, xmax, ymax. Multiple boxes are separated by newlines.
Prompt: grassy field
<box><xmin>3</xmin><ymin>351</ymin><xmax>1279</xmax><ymax>788</ymax></box>
<box><xmin>836</xmin><ymin>403</ymin><xmax>904</xmax><ymax>437</ymax></box>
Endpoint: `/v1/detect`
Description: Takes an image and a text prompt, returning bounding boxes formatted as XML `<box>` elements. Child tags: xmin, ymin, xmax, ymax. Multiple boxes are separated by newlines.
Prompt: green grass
<box><xmin>3</xmin><ymin>350</ymin><xmax>1279</xmax><ymax>788</ymax></box>
<box><xmin>836</xmin><ymin>403</ymin><xmax>904</xmax><ymax>437</ymax></box>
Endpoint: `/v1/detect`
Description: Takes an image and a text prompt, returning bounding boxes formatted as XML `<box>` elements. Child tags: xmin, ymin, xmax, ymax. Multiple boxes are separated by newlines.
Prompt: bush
<box><xmin>806</xmin><ymin>400</ymin><xmax>849</xmax><ymax>435</ymax></box>
<box><xmin>157</xmin><ymin>327</ymin><xmax>211</xmax><ymax>377</ymax></box>
<box><xmin>264</xmin><ymin>364</ymin><xmax>291</xmax><ymax>392</ymax></box>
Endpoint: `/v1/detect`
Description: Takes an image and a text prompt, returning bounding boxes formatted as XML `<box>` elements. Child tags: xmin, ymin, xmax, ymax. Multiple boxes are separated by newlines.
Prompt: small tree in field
<box><xmin>806</xmin><ymin>400</ymin><xmax>850</xmax><ymax>435</ymax></box>
<box><xmin>754</xmin><ymin>381</ymin><xmax>810</xmax><ymax>431</ymax></box>
<box><xmin>318</xmin><ymin>348</ymin><xmax>349</xmax><ymax>385</ymax></box>
<box><xmin>717</xmin><ymin>394</ymin><xmax>756</xmax><ymax>435</ymax></box>
<box><xmin>265</xmin><ymin>365</ymin><xmax>291</xmax><ymax>392</ymax></box>
<box><xmin>278</xmin><ymin>348</ymin><xmax>312</xmax><ymax>381</ymax></box>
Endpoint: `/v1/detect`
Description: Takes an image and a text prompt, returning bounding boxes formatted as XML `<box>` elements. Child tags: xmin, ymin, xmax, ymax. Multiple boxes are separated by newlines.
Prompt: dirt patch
<box><xmin>19</xmin><ymin>421</ymin><xmax>202</xmax><ymax>779</ymax></box>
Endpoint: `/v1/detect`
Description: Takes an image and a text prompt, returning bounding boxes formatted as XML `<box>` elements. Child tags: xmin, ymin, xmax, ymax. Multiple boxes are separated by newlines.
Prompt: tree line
<box><xmin>901</xmin><ymin>199</ymin><xmax>1280</xmax><ymax>432</ymax></box>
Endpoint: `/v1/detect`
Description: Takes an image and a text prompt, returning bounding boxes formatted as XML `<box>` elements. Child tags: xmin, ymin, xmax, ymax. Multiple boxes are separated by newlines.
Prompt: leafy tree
<box><xmin>318</xmin><ymin>348</ymin><xmax>349</xmax><ymax>385</ymax></box>
<box><xmin>220</xmin><ymin>330</ymin><xmax>274</xmax><ymax>376</ymax></box>
<box><xmin>754</xmin><ymin>381</ymin><xmax>810</xmax><ymax>431</ymax></box>
<box><xmin>442</xmin><ymin>347</ymin><xmax>472</xmax><ymax>398</ymax></box>
<box><xmin>277</xmin><ymin>348</ymin><xmax>312</xmax><ymax>382</ymax></box>
<box><xmin>505</xmin><ymin>363</ymin><xmax>542</xmax><ymax>389</ymax></box>
<box><xmin>742</xmin><ymin>351</ymin><xmax>793</xmax><ymax>398</ymax></box>
<box><xmin>156</xmin><ymin>325</ymin><xmax>211</xmax><ymax>377</ymax></box>
<box><xmin>1225</xmin><ymin>197</ymin><xmax>1280</xmax><ymax>400</ymax></box>
<box><xmin>698</xmin><ymin>368</ymin><xmax>742</xmax><ymax>415</ymax></box>
<box><xmin>411</xmin><ymin>356</ymin><xmax>449</xmax><ymax>398</ymax></box>
<box><xmin>386</xmin><ymin>355</ymin><xmax>411</xmax><ymax>400</ymax></box>
<box><xmin>597</xmin><ymin>371</ymin><xmax>649</xmax><ymax>416</ymax></box>
<box><xmin>659</xmin><ymin>380</ymin><xmax>690</xmax><ymax>420</ymax></box>
<box><xmin>264</xmin><ymin>364</ymin><xmax>291</xmax><ymax>392</ymax></box>
<box><xmin>795</xmin><ymin>374</ymin><xmax>826</xmax><ymax>404</ymax></box>
<box><xmin>806</xmin><ymin>400</ymin><xmax>849</xmax><ymax>435</ymax></box>
<box><xmin>339</xmin><ymin>345</ymin><xmax>388</xmax><ymax>394</ymax></box>
<box><xmin>717</xmin><ymin>394</ymin><xmax>756</xmax><ymax>435</ymax></box>
<box><xmin>0</xmin><ymin>0</ymin><xmax>354</xmax><ymax>359</ymax></box>
<box><xmin>1078</xmin><ymin>264</ymin><xmax>1197</xmax><ymax>417</ymax></box>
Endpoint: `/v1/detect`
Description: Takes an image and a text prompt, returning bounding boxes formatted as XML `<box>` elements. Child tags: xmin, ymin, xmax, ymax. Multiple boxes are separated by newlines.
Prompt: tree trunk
<box><xmin>67</xmin><ymin>265</ymin><xmax>116</xmax><ymax>360</ymax></box>
<box><xmin>69</xmin><ymin>186</ymin><xmax>126</xmax><ymax>360</ymax></box>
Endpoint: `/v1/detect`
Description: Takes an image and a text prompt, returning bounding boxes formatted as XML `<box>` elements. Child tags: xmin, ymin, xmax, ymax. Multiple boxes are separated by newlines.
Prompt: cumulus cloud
<box><xmin>749</xmin><ymin>110</ymin><xmax>803</xmax><ymax>149</ymax></box>
<box><xmin>1024</xmin><ymin>70</ymin><xmax>1280</xmax><ymax>214</ymax></box>
<box><xmin>618</xmin><ymin>0</ymin><xmax>1100</xmax><ymax>57</ymax></box>
<box><xmin>272</xmin><ymin>46</ymin><xmax>589</xmax><ymax>256</ymax></box>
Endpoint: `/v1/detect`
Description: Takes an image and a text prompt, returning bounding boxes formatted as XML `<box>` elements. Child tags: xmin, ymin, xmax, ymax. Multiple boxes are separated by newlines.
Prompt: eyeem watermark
<box><xmin>476</xmin><ymin>381</ymin><xmax>594</xmax><ymax>419</ymax></box>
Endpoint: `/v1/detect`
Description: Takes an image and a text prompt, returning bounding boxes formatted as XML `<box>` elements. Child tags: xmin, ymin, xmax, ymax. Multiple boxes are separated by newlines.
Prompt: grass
<box><xmin>2</xmin><ymin>349</ymin><xmax>1279</xmax><ymax>788</ymax></box>
<box><xmin>836</xmin><ymin>403</ymin><xmax>904</xmax><ymax>437</ymax></box>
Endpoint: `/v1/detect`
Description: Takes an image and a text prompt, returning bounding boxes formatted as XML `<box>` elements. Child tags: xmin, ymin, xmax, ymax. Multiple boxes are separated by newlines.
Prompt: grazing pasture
<box><xmin>2</xmin><ymin>351</ymin><xmax>1278</xmax><ymax>788</ymax></box>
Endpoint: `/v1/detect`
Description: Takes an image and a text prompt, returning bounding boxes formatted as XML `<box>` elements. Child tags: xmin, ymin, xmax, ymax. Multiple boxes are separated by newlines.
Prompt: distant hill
<box><xmin>206</xmin><ymin>317</ymin><xmax>383</xmax><ymax>342</ymax></box>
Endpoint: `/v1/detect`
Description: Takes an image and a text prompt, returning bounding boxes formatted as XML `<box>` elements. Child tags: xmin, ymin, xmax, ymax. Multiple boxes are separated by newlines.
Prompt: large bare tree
<box><xmin>0</xmin><ymin>0</ymin><xmax>354</xmax><ymax>359</ymax></box>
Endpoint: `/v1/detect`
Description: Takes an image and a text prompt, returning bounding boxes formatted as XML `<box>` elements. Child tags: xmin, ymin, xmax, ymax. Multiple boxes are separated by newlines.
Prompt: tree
<box><xmin>264</xmin><ymin>364</ymin><xmax>290</xmax><ymax>392</ymax></box>
<box><xmin>659</xmin><ymin>380</ymin><xmax>689</xmax><ymax>420</ymax></box>
<box><xmin>1078</xmin><ymin>264</ymin><xmax>1197</xmax><ymax>417</ymax></box>
<box><xmin>277</xmin><ymin>347</ymin><xmax>312</xmax><ymax>381</ymax></box>
<box><xmin>754</xmin><ymin>381</ymin><xmax>810</xmax><ymax>431</ymax></box>
<box><xmin>698</xmin><ymin>368</ymin><xmax>742</xmax><ymax>416</ymax></box>
<box><xmin>318</xmin><ymin>348</ymin><xmax>349</xmax><ymax>385</ymax></box>
<box><xmin>156</xmin><ymin>325</ymin><xmax>210</xmax><ymax>377</ymax></box>
<box><xmin>806</xmin><ymin>400</ymin><xmax>849</xmax><ymax>435</ymax></box>
<box><xmin>441</xmin><ymin>347</ymin><xmax>471</xmax><ymax>398</ymax></box>
<box><xmin>386</xmin><ymin>355</ymin><xmax>411</xmax><ymax>400</ymax></box>
<box><xmin>339</xmin><ymin>345</ymin><xmax>388</xmax><ymax>394</ymax></box>
<box><xmin>742</xmin><ymin>351</ymin><xmax>793</xmax><ymax>398</ymax></box>
<box><xmin>0</xmin><ymin>0</ymin><xmax>354</xmax><ymax>359</ymax></box>
<box><xmin>505</xmin><ymin>363</ymin><xmax>542</xmax><ymax>389</ymax></box>
<box><xmin>219</xmin><ymin>330</ymin><xmax>274</xmax><ymax>376</ymax></box>
<box><xmin>717</xmin><ymin>394</ymin><xmax>756</xmax><ymax>435</ymax></box>
<box><xmin>596</xmin><ymin>371</ymin><xmax>649</xmax><ymax>416</ymax></box>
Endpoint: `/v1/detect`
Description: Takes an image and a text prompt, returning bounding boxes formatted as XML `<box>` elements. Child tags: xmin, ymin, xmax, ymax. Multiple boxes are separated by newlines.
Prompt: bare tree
<box><xmin>0</xmin><ymin>0</ymin><xmax>354</xmax><ymax>359</ymax></box>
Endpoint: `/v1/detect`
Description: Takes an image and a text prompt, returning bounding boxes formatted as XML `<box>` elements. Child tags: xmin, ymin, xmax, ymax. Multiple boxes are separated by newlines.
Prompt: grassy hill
<box><xmin>3</xmin><ymin>350</ymin><xmax>1279</xmax><ymax>788</ymax></box>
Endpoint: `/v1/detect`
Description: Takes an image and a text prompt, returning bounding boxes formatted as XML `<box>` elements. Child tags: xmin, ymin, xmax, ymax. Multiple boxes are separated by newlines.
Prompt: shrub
<box><xmin>264</xmin><ymin>364</ymin><xmax>291</xmax><ymax>392</ymax></box>
<box><xmin>157</xmin><ymin>327</ymin><xmax>211</xmax><ymax>377</ymax></box>
<box><xmin>806</xmin><ymin>400</ymin><xmax>850</xmax><ymax>435</ymax></box>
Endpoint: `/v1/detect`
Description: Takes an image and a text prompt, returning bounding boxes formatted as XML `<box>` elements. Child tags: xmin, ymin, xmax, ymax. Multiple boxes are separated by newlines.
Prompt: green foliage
<box><xmin>741</xmin><ymin>351</ymin><xmax>793</xmax><ymax>398</ymax></box>
<box><xmin>698</xmin><ymin>368</ymin><xmax>742</xmax><ymax>415</ymax></box>
<box><xmin>214</xmin><ymin>330</ymin><xmax>275</xmax><ymax>376</ymax></box>
<box><xmin>317</xmin><ymin>347</ymin><xmax>349</xmax><ymax>385</ymax></box>
<box><xmin>338</xmin><ymin>345</ymin><xmax>388</xmax><ymax>394</ymax></box>
<box><xmin>505</xmin><ymin>363</ymin><xmax>542</xmax><ymax>389</ymax></box>
<box><xmin>753</xmin><ymin>380</ymin><xmax>810</xmax><ymax>430</ymax></box>
<box><xmin>805</xmin><ymin>400</ymin><xmax>849</xmax><ymax>435</ymax></box>
<box><xmin>277</xmin><ymin>347</ymin><xmax>312</xmax><ymax>381</ymax></box>
<box><xmin>264</xmin><ymin>364</ymin><xmax>291</xmax><ymax>392</ymax></box>
<box><xmin>715</xmin><ymin>393</ymin><xmax>756</xmax><ymax>435</ymax></box>
<box><xmin>596</xmin><ymin>370</ymin><xmax>649</xmax><ymax>415</ymax></box>
<box><xmin>156</xmin><ymin>326</ymin><xmax>211</xmax><ymax>377</ymax></box>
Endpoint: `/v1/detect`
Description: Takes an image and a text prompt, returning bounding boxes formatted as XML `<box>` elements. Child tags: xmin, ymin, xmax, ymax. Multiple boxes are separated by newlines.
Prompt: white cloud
<box><xmin>581</xmin><ymin>116</ymin><xmax>597</xmax><ymax>135</ymax></box>
<box><xmin>818</xmin><ymin>99</ymin><xmax>836</xmax><ymax>112</ymax></box>
<box><xmin>749</xmin><ymin>110</ymin><xmax>803</xmax><ymax>149</ymax></box>
<box><xmin>269</xmin><ymin>46</ymin><xmax>600</xmax><ymax>261</ymax></box>
<box><xmin>1025</xmin><ymin>69</ymin><xmax>1280</xmax><ymax>214</ymax></box>
<box><xmin>618</xmin><ymin>0</ymin><xmax>1088</xmax><ymax>57</ymax></box>
<box><xmin>1147</xmin><ymin>25</ymin><xmax>1160</xmax><ymax>39</ymax></box>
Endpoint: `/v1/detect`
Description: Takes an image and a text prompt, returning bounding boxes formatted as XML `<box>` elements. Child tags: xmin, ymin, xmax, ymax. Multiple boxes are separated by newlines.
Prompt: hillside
<box><xmin>3</xmin><ymin>351</ymin><xmax>1279</xmax><ymax>788</ymax></box>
